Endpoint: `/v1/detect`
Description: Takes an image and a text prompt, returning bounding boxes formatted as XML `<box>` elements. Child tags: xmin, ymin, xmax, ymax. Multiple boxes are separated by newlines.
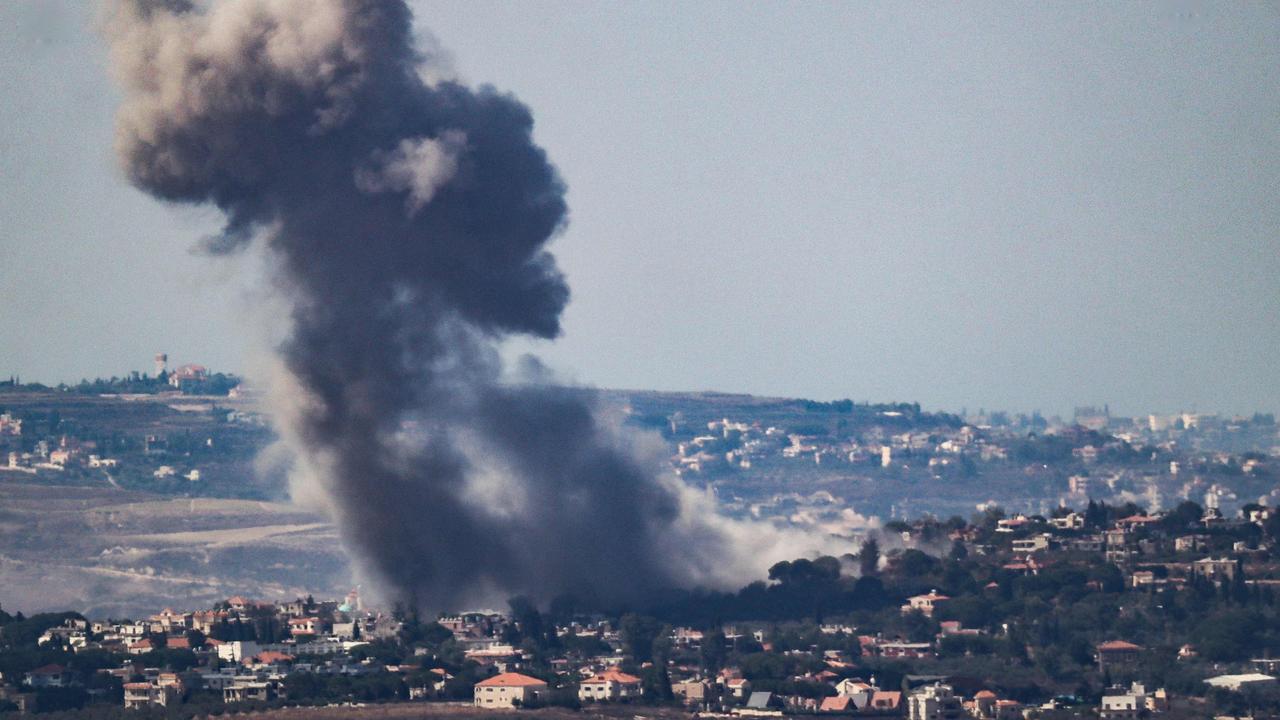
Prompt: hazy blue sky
<box><xmin>1</xmin><ymin>1</ymin><xmax>1277</xmax><ymax>417</ymax></box>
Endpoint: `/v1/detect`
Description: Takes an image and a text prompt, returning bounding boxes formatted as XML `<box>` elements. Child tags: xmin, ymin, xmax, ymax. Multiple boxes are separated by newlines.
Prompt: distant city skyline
<box><xmin>1</xmin><ymin>1</ymin><xmax>1277</xmax><ymax>418</ymax></box>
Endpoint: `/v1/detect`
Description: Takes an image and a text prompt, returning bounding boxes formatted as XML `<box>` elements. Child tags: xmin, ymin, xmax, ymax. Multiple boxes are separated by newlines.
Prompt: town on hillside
<box><xmin>2</xmin><ymin>499</ymin><xmax>1279</xmax><ymax>718</ymax></box>
<box><xmin>3</xmin><ymin>372</ymin><xmax>1276</xmax><ymax>525</ymax></box>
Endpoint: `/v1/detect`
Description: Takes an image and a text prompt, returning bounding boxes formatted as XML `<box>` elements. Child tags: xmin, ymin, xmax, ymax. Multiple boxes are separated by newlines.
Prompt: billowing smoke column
<box><xmin>106</xmin><ymin>0</ymin><xmax>745</xmax><ymax>610</ymax></box>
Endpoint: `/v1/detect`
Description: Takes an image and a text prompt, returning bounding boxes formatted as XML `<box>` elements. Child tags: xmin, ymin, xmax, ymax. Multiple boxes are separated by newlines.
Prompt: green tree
<box><xmin>896</xmin><ymin>609</ymin><xmax>939</xmax><ymax>642</ymax></box>
<box><xmin>701</xmin><ymin>628</ymin><xmax>728</xmax><ymax>672</ymax></box>
<box><xmin>894</xmin><ymin>549</ymin><xmax>940</xmax><ymax>578</ymax></box>
<box><xmin>620</xmin><ymin>614</ymin><xmax>662</xmax><ymax>664</ymax></box>
<box><xmin>858</xmin><ymin>537</ymin><xmax>880</xmax><ymax>576</ymax></box>
<box><xmin>1163</xmin><ymin>501</ymin><xmax>1203</xmax><ymax>531</ymax></box>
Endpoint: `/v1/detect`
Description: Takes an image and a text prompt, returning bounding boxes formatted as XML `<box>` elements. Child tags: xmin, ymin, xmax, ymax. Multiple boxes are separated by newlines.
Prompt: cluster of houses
<box><xmin>9</xmin><ymin>591</ymin><xmax>386</xmax><ymax>709</ymax></box>
<box><xmin>671</xmin><ymin>411</ymin><xmax>1275</xmax><ymax>480</ymax></box>
<box><xmin>672</xmin><ymin>418</ymin><xmax>1018</xmax><ymax>475</ymax></box>
<box><xmin>468</xmin><ymin>667</ymin><xmax>910</xmax><ymax>715</ymax></box>
<box><xmin>965</xmin><ymin>503</ymin><xmax>1278</xmax><ymax>593</ymax></box>
<box><xmin>0</xmin><ymin>600</ymin><xmax>1037</xmax><ymax>715</ymax></box>
<box><xmin>664</xmin><ymin>409</ymin><xmax>1277</xmax><ymax>535</ymax></box>
<box><xmin>7</xmin><ymin>585</ymin><xmax>1279</xmax><ymax>717</ymax></box>
<box><xmin>0</xmin><ymin>430</ymin><xmax>210</xmax><ymax>480</ymax></box>
<box><xmin>0</xmin><ymin>430</ymin><xmax>123</xmax><ymax>476</ymax></box>
<box><xmin>458</xmin><ymin>616</ymin><xmax>1193</xmax><ymax>719</ymax></box>
<box><xmin>0</xmin><ymin>432</ymin><xmax>122</xmax><ymax>476</ymax></box>
<box><xmin>4</xmin><ymin>490</ymin><xmax>1279</xmax><ymax>716</ymax></box>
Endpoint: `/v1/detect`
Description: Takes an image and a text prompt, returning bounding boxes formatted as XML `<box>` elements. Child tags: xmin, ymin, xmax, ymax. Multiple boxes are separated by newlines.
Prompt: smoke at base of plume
<box><xmin>106</xmin><ymin>0</ymin><xmax>838</xmax><ymax>611</ymax></box>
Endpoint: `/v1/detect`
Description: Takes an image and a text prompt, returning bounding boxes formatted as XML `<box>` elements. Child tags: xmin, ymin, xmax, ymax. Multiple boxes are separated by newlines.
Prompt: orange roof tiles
<box><xmin>1098</xmin><ymin>640</ymin><xmax>1142</xmax><ymax>650</ymax></box>
<box><xmin>584</xmin><ymin>669</ymin><xmax>642</xmax><ymax>685</ymax></box>
<box><xmin>871</xmin><ymin>690</ymin><xmax>902</xmax><ymax>708</ymax></box>
<box><xmin>476</xmin><ymin>672</ymin><xmax>547</xmax><ymax>688</ymax></box>
<box><xmin>820</xmin><ymin>696</ymin><xmax>853</xmax><ymax>712</ymax></box>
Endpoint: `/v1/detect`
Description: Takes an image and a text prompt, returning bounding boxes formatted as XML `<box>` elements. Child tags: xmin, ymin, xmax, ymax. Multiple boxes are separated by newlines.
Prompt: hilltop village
<box><xmin>648</xmin><ymin>399</ymin><xmax>1277</xmax><ymax>525</ymax></box>
<box><xmin>2</xmin><ymin>499</ymin><xmax>1279</xmax><ymax>718</ymax></box>
<box><xmin>2</xmin><ymin>374</ymin><xmax>1277</xmax><ymax>525</ymax></box>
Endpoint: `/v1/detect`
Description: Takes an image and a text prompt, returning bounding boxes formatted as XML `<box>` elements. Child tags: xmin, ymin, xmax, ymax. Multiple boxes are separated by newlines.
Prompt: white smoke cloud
<box><xmin>355</xmin><ymin>131</ymin><xmax>467</xmax><ymax>215</ymax></box>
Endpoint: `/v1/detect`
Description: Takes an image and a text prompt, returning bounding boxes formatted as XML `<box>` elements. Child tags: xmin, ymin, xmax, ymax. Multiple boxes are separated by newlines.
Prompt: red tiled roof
<box><xmin>173</xmin><ymin>364</ymin><xmax>207</xmax><ymax>378</ymax></box>
<box><xmin>1098</xmin><ymin>640</ymin><xmax>1142</xmax><ymax>651</ymax></box>
<box><xmin>584</xmin><ymin>669</ymin><xmax>642</xmax><ymax>685</ymax></box>
<box><xmin>871</xmin><ymin>691</ymin><xmax>901</xmax><ymax>708</ymax></box>
<box><xmin>820</xmin><ymin>696</ymin><xmax>853</xmax><ymax>712</ymax></box>
<box><xmin>1118</xmin><ymin>514</ymin><xmax>1160</xmax><ymax>524</ymax></box>
<box><xmin>476</xmin><ymin>672</ymin><xmax>547</xmax><ymax>688</ymax></box>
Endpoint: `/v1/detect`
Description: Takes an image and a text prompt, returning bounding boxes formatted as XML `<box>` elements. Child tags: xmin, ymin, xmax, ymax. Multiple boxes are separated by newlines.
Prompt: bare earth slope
<box><xmin>0</xmin><ymin>481</ymin><xmax>347</xmax><ymax>617</ymax></box>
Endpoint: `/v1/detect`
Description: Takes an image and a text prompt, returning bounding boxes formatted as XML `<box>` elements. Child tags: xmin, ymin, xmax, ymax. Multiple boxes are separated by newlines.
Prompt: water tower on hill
<box><xmin>154</xmin><ymin>353</ymin><xmax>168</xmax><ymax>377</ymax></box>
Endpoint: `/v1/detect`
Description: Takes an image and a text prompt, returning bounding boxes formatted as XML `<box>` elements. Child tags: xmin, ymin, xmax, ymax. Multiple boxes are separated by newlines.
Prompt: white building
<box><xmin>578</xmin><ymin>668</ymin><xmax>642</xmax><ymax>702</ymax></box>
<box><xmin>907</xmin><ymin>684</ymin><xmax>963</xmax><ymax>720</ymax></box>
<box><xmin>224</xmin><ymin>681</ymin><xmax>275</xmax><ymax>703</ymax></box>
<box><xmin>23</xmin><ymin>665</ymin><xmax>72</xmax><ymax>688</ymax></box>
<box><xmin>199</xmin><ymin>671</ymin><xmax>239</xmax><ymax>691</ymax></box>
<box><xmin>216</xmin><ymin>640</ymin><xmax>261</xmax><ymax>663</ymax></box>
<box><xmin>474</xmin><ymin>672</ymin><xmax>548</xmax><ymax>709</ymax></box>
<box><xmin>1049</xmin><ymin>513</ymin><xmax>1084</xmax><ymax>530</ymax></box>
<box><xmin>1204</xmin><ymin>673</ymin><xmax>1278</xmax><ymax>692</ymax></box>
<box><xmin>902</xmin><ymin>591</ymin><xmax>949</xmax><ymax>617</ymax></box>
<box><xmin>1100</xmin><ymin>685</ymin><xmax>1143</xmax><ymax>719</ymax></box>
<box><xmin>835</xmin><ymin>678</ymin><xmax>876</xmax><ymax>708</ymax></box>
<box><xmin>123</xmin><ymin>682</ymin><xmax>180</xmax><ymax>709</ymax></box>
<box><xmin>1011</xmin><ymin>534</ymin><xmax>1051</xmax><ymax>553</ymax></box>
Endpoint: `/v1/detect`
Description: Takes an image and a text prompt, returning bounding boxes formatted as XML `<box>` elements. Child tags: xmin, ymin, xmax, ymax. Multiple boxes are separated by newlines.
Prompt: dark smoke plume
<box><xmin>107</xmin><ymin>0</ymin><xmax>808</xmax><ymax>610</ymax></box>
